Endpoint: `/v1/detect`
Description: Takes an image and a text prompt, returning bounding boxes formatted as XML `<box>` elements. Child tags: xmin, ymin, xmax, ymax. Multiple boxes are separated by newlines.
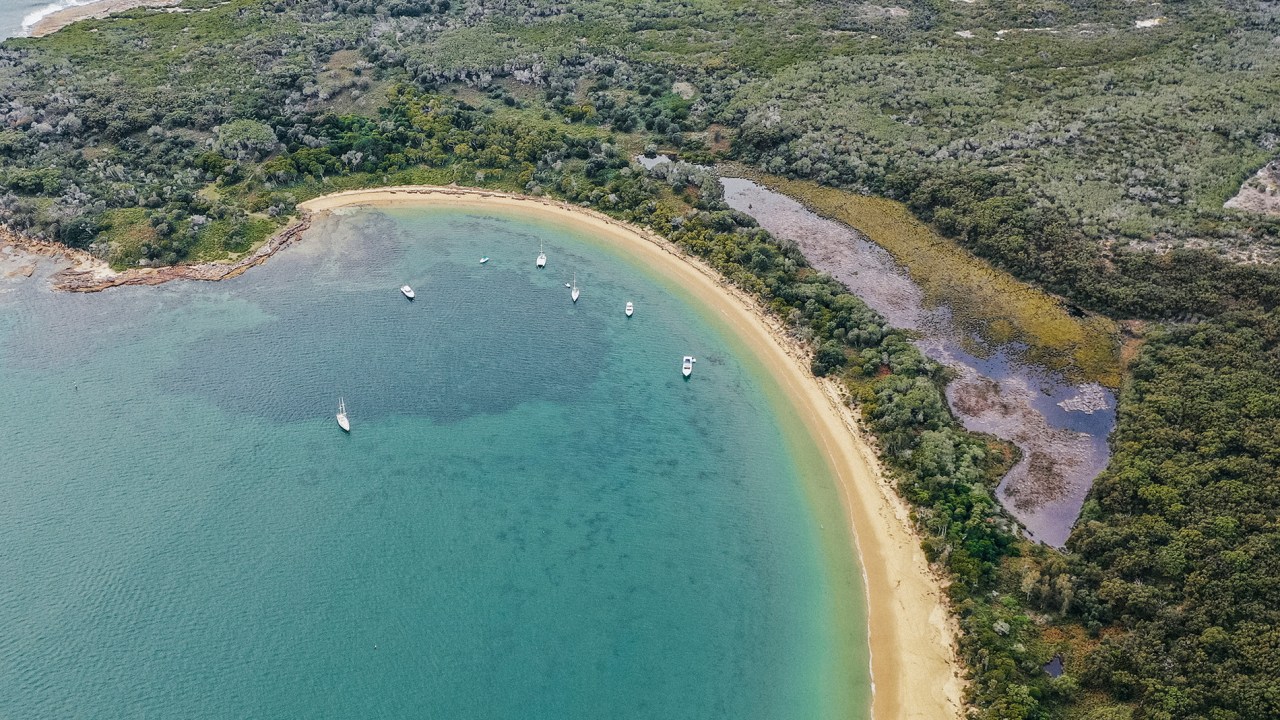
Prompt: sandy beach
<box><xmin>28</xmin><ymin>0</ymin><xmax>180</xmax><ymax>37</ymax></box>
<box><xmin>299</xmin><ymin>187</ymin><xmax>965</xmax><ymax>719</ymax></box>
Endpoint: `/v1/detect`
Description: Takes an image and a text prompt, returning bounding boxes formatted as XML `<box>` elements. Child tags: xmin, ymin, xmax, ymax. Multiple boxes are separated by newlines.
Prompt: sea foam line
<box><xmin>21</xmin><ymin>0</ymin><xmax>101</xmax><ymax>35</ymax></box>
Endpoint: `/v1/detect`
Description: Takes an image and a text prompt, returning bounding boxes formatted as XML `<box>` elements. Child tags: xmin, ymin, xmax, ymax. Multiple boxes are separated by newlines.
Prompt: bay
<box><xmin>0</xmin><ymin>205</ymin><xmax>869</xmax><ymax>718</ymax></box>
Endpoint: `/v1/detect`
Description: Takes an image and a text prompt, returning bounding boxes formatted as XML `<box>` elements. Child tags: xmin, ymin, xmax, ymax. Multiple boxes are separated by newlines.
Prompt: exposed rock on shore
<box><xmin>1</xmin><ymin>219</ymin><xmax>309</xmax><ymax>293</ymax></box>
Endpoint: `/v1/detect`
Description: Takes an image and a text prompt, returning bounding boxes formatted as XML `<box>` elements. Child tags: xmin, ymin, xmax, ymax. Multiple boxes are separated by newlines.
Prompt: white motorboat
<box><xmin>401</xmin><ymin>285</ymin><xmax>415</xmax><ymax>300</ymax></box>
<box><xmin>536</xmin><ymin>240</ymin><xmax>546</xmax><ymax>268</ymax></box>
<box><xmin>480</xmin><ymin>256</ymin><xmax>490</xmax><ymax>264</ymax></box>
<box><xmin>564</xmin><ymin>282</ymin><xmax>572</xmax><ymax>288</ymax></box>
<box><xmin>571</xmin><ymin>273</ymin><xmax>580</xmax><ymax>303</ymax></box>
<box><xmin>625</xmin><ymin>301</ymin><xmax>634</xmax><ymax>317</ymax></box>
<box><xmin>682</xmin><ymin>356</ymin><xmax>695</xmax><ymax>378</ymax></box>
<box><xmin>336</xmin><ymin>397</ymin><xmax>350</xmax><ymax>432</ymax></box>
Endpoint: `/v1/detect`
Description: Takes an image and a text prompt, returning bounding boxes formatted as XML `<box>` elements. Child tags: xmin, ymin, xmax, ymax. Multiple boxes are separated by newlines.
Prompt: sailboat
<box><xmin>536</xmin><ymin>240</ymin><xmax>547</xmax><ymax>268</ymax></box>
<box><xmin>571</xmin><ymin>273</ymin><xmax>580</xmax><ymax>303</ymax></box>
<box><xmin>625</xmin><ymin>301</ymin><xmax>634</xmax><ymax>317</ymax></box>
<box><xmin>336</xmin><ymin>397</ymin><xmax>350</xmax><ymax>432</ymax></box>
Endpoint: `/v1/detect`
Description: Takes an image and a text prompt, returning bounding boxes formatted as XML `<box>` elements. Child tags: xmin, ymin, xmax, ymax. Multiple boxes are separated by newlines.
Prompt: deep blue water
<box><xmin>0</xmin><ymin>205</ymin><xmax>868</xmax><ymax>718</ymax></box>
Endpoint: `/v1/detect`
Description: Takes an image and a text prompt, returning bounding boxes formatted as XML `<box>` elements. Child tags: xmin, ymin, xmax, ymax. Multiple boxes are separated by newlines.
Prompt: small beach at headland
<box><xmin>24</xmin><ymin>0</ymin><xmax>179</xmax><ymax>38</ymax></box>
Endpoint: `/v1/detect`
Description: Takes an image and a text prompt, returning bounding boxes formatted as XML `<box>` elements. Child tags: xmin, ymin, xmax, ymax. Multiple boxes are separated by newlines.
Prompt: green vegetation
<box><xmin>895</xmin><ymin>168</ymin><xmax>1280</xmax><ymax>322</ymax></box>
<box><xmin>3</xmin><ymin>0</ymin><xmax>1276</xmax><ymax>316</ymax></box>
<box><xmin>1068</xmin><ymin>311</ymin><xmax>1280</xmax><ymax>720</ymax></box>
<box><xmin>730</xmin><ymin>170</ymin><xmax>1123</xmax><ymax>387</ymax></box>
<box><xmin>0</xmin><ymin>1</ymin><xmax>1278</xmax><ymax>718</ymax></box>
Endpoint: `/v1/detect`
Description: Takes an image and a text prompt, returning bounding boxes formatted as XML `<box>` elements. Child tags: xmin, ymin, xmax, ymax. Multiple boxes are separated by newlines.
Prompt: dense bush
<box><xmin>893</xmin><ymin>168</ymin><xmax>1280</xmax><ymax>320</ymax></box>
<box><xmin>1069</xmin><ymin>311</ymin><xmax>1280</xmax><ymax>720</ymax></box>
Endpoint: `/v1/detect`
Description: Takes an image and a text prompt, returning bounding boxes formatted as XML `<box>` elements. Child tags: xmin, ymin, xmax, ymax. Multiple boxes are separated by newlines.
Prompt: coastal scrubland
<box><xmin>1</xmin><ymin>1</ymin><xmax>1278</xmax><ymax>718</ymax></box>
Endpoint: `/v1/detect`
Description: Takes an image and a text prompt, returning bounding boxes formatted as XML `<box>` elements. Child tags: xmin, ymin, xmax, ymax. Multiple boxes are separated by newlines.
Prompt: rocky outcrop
<box><xmin>1</xmin><ymin>218</ymin><xmax>310</xmax><ymax>293</ymax></box>
<box><xmin>1225</xmin><ymin>160</ymin><xmax>1280</xmax><ymax>217</ymax></box>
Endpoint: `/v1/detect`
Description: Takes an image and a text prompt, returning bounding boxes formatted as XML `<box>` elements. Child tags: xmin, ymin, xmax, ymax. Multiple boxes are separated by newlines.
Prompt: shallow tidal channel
<box><xmin>717</xmin><ymin>176</ymin><xmax>1115</xmax><ymax>547</ymax></box>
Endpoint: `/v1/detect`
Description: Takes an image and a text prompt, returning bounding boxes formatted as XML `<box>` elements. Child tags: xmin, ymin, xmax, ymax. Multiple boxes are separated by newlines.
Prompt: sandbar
<box><xmin>299</xmin><ymin>187</ymin><xmax>966</xmax><ymax>719</ymax></box>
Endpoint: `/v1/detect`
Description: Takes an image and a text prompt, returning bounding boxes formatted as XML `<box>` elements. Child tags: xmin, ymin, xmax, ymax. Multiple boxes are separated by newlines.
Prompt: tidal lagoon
<box><xmin>721</xmin><ymin>177</ymin><xmax>1116</xmax><ymax>547</ymax></box>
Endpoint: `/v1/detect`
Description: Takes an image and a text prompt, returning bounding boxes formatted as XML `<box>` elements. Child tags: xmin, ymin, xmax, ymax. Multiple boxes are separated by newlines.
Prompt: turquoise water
<box><xmin>0</xmin><ymin>205</ymin><xmax>868</xmax><ymax>718</ymax></box>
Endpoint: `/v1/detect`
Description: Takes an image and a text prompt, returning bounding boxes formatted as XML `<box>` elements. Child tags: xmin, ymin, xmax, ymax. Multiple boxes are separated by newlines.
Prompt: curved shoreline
<box><xmin>300</xmin><ymin>187</ymin><xmax>964</xmax><ymax>719</ymax></box>
<box><xmin>27</xmin><ymin>0</ymin><xmax>182</xmax><ymax>38</ymax></box>
<box><xmin>6</xmin><ymin>185</ymin><xmax>964</xmax><ymax>716</ymax></box>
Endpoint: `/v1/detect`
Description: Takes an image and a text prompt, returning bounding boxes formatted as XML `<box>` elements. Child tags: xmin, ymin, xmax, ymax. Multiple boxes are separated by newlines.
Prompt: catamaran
<box><xmin>625</xmin><ymin>301</ymin><xmax>634</xmax><ymax>317</ymax></box>
<box><xmin>682</xmin><ymin>356</ymin><xmax>695</xmax><ymax>378</ymax></box>
<box><xmin>571</xmin><ymin>273</ymin><xmax>580</xmax><ymax>303</ymax></box>
<box><xmin>536</xmin><ymin>240</ymin><xmax>547</xmax><ymax>268</ymax></box>
<box><xmin>401</xmin><ymin>285</ymin><xmax>415</xmax><ymax>300</ymax></box>
<box><xmin>336</xmin><ymin>397</ymin><xmax>350</xmax><ymax>432</ymax></box>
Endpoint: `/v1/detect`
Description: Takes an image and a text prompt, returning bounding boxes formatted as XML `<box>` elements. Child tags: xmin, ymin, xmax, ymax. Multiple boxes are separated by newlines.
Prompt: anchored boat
<box><xmin>401</xmin><ymin>285</ymin><xmax>415</xmax><ymax>300</ymax></box>
<box><xmin>336</xmin><ymin>397</ymin><xmax>350</xmax><ymax>432</ymax></box>
<box><xmin>536</xmin><ymin>240</ymin><xmax>546</xmax><ymax>268</ymax></box>
<box><xmin>682</xmin><ymin>356</ymin><xmax>695</xmax><ymax>378</ymax></box>
<box><xmin>625</xmin><ymin>301</ymin><xmax>634</xmax><ymax>317</ymax></box>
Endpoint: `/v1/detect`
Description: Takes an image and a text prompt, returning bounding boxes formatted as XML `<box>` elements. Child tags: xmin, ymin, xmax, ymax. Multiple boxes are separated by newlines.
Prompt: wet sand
<box><xmin>28</xmin><ymin>0</ymin><xmax>180</xmax><ymax>37</ymax></box>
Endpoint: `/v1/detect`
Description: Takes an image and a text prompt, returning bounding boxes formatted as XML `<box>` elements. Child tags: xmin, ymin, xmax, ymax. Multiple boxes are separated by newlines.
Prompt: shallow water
<box><xmin>0</xmin><ymin>205</ymin><xmax>869</xmax><ymax>718</ymax></box>
<box><xmin>0</xmin><ymin>0</ymin><xmax>96</xmax><ymax>39</ymax></box>
<box><xmin>719</xmin><ymin>177</ymin><xmax>1115</xmax><ymax>546</ymax></box>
